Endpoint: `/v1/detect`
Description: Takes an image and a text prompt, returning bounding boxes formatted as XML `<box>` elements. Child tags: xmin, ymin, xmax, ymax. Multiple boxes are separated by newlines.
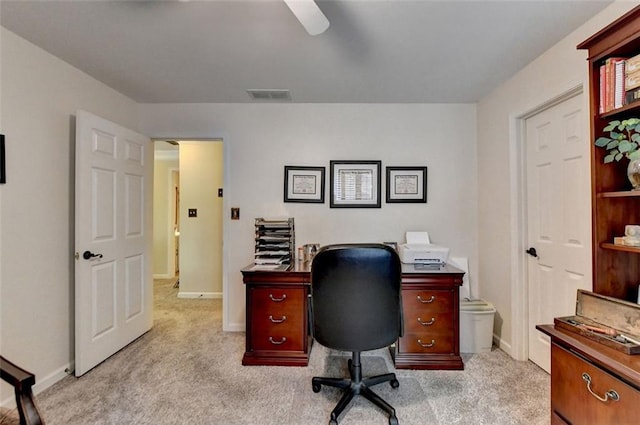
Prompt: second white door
<box><xmin>525</xmin><ymin>92</ymin><xmax>591</xmax><ymax>372</ymax></box>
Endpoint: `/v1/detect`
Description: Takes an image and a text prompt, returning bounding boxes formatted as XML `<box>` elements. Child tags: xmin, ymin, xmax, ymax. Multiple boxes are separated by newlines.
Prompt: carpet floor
<box><xmin>1</xmin><ymin>278</ymin><xmax>550</xmax><ymax>425</ymax></box>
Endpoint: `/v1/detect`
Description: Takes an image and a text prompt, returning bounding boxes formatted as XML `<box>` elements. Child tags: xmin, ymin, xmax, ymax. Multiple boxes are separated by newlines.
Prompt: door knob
<box><xmin>82</xmin><ymin>250</ymin><xmax>103</xmax><ymax>260</ymax></box>
<box><xmin>525</xmin><ymin>247</ymin><xmax>538</xmax><ymax>258</ymax></box>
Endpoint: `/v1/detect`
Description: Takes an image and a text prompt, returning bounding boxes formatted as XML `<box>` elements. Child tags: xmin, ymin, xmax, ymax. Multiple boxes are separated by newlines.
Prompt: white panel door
<box><xmin>526</xmin><ymin>93</ymin><xmax>591</xmax><ymax>372</ymax></box>
<box><xmin>75</xmin><ymin>110</ymin><xmax>153</xmax><ymax>376</ymax></box>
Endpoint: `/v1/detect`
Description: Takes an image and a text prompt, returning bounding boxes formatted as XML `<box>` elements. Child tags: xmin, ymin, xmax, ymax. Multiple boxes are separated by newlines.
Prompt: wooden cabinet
<box><xmin>538</xmin><ymin>9</ymin><xmax>640</xmax><ymax>424</ymax></box>
<box><xmin>393</xmin><ymin>264</ymin><xmax>464</xmax><ymax>370</ymax></box>
<box><xmin>538</xmin><ymin>325</ymin><xmax>640</xmax><ymax>425</ymax></box>
<box><xmin>578</xmin><ymin>7</ymin><xmax>640</xmax><ymax>301</ymax></box>
<box><xmin>241</xmin><ymin>264</ymin><xmax>312</xmax><ymax>366</ymax></box>
<box><xmin>241</xmin><ymin>262</ymin><xmax>464</xmax><ymax>369</ymax></box>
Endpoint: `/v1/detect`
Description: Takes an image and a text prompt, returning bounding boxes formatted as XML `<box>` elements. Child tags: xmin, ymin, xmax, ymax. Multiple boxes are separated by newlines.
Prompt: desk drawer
<box><xmin>398</xmin><ymin>331</ymin><xmax>454</xmax><ymax>354</ymax></box>
<box><xmin>551</xmin><ymin>343</ymin><xmax>640</xmax><ymax>425</ymax></box>
<box><xmin>403</xmin><ymin>311</ymin><xmax>454</xmax><ymax>334</ymax></box>
<box><xmin>249</xmin><ymin>287</ymin><xmax>306</xmax><ymax>351</ymax></box>
<box><xmin>402</xmin><ymin>289</ymin><xmax>453</xmax><ymax>315</ymax></box>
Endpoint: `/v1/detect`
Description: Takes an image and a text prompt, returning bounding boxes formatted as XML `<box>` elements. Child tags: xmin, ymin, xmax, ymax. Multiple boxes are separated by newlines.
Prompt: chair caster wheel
<box><xmin>390</xmin><ymin>379</ymin><xmax>400</xmax><ymax>389</ymax></box>
<box><xmin>389</xmin><ymin>416</ymin><xmax>399</xmax><ymax>425</ymax></box>
<box><xmin>312</xmin><ymin>383</ymin><xmax>322</xmax><ymax>393</ymax></box>
<box><xmin>329</xmin><ymin>420</ymin><xmax>338</xmax><ymax>425</ymax></box>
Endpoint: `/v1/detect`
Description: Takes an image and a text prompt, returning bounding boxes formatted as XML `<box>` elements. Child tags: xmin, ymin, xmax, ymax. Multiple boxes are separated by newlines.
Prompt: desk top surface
<box><xmin>242</xmin><ymin>261</ymin><xmax>464</xmax><ymax>275</ymax></box>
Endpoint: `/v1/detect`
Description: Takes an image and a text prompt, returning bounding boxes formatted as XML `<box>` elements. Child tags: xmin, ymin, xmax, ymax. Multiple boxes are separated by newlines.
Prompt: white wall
<box><xmin>178</xmin><ymin>141</ymin><xmax>224</xmax><ymax>297</ymax></box>
<box><xmin>476</xmin><ymin>1</ymin><xmax>637</xmax><ymax>357</ymax></box>
<box><xmin>138</xmin><ymin>103</ymin><xmax>479</xmax><ymax>330</ymax></box>
<box><xmin>153</xmin><ymin>154</ymin><xmax>179</xmax><ymax>278</ymax></box>
<box><xmin>0</xmin><ymin>28</ymin><xmax>139</xmax><ymax>401</ymax></box>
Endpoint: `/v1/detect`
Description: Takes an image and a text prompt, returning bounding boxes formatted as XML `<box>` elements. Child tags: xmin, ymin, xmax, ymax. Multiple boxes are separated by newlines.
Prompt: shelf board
<box><xmin>597</xmin><ymin>190</ymin><xmax>640</xmax><ymax>198</ymax></box>
<box><xmin>600</xmin><ymin>101</ymin><xmax>640</xmax><ymax>118</ymax></box>
<box><xmin>601</xmin><ymin>242</ymin><xmax>640</xmax><ymax>253</ymax></box>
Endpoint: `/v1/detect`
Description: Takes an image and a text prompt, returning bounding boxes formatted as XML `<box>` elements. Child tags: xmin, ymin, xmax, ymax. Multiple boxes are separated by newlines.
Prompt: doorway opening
<box><xmin>153</xmin><ymin>139</ymin><xmax>225</xmax><ymax>302</ymax></box>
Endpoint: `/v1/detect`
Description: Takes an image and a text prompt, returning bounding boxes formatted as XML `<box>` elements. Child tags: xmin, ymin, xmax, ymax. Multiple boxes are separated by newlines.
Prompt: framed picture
<box><xmin>0</xmin><ymin>134</ymin><xmax>5</xmax><ymax>184</ymax></box>
<box><xmin>330</xmin><ymin>160</ymin><xmax>381</xmax><ymax>208</ymax></box>
<box><xmin>386</xmin><ymin>166</ymin><xmax>427</xmax><ymax>203</ymax></box>
<box><xmin>284</xmin><ymin>166</ymin><xmax>325</xmax><ymax>203</ymax></box>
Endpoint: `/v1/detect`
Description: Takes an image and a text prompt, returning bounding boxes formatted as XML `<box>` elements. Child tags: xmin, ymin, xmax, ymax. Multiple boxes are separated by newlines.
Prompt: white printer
<box><xmin>398</xmin><ymin>231</ymin><xmax>449</xmax><ymax>265</ymax></box>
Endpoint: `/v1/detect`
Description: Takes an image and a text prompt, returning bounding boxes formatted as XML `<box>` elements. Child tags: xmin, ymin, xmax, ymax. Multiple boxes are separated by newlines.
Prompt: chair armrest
<box><xmin>1</xmin><ymin>356</ymin><xmax>36</xmax><ymax>389</ymax></box>
<box><xmin>0</xmin><ymin>356</ymin><xmax>44</xmax><ymax>425</ymax></box>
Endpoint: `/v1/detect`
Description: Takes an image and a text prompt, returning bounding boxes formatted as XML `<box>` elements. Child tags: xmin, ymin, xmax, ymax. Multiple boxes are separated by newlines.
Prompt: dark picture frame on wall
<box><xmin>330</xmin><ymin>160</ymin><xmax>381</xmax><ymax>208</ymax></box>
<box><xmin>386</xmin><ymin>166</ymin><xmax>427</xmax><ymax>203</ymax></box>
<box><xmin>283</xmin><ymin>165</ymin><xmax>325</xmax><ymax>203</ymax></box>
<box><xmin>0</xmin><ymin>134</ymin><xmax>5</xmax><ymax>184</ymax></box>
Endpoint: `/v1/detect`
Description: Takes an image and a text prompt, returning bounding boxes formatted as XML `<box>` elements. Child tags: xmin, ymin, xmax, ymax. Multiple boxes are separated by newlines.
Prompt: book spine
<box><xmin>599</xmin><ymin>64</ymin><xmax>606</xmax><ymax>114</ymax></box>
<box><xmin>615</xmin><ymin>59</ymin><xmax>626</xmax><ymax>109</ymax></box>
<box><xmin>603</xmin><ymin>57</ymin><xmax>626</xmax><ymax>112</ymax></box>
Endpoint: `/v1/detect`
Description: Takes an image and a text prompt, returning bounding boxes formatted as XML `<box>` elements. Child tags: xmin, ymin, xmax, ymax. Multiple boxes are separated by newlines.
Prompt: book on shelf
<box><xmin>599</xmin><ymin>64</ymin><xmax>606</xmax><ymax>114</ymax></box>
<box><xmin>615</xmin><ymin>59</ymin><xmax>626</xmax><ymax>109</ymax></box>
<box><xmin>626</xmin><ymin>86</ymin><xmax>640</xmax><ymax>105</ymax></box>
<box><xmin>601</xmin><ymin>57</ymin><xmax>626</xmax><ymax>113</ymax></box>
<box><xmin>626</xmin><ymin>69</ymin><xmax>640</xmax><ymax>90</ymax></box>
<box><xmin>626</xmin><ymin>52</ymin><xmax>640</xmax><ymax>74</ymax></box>
<box><xmin>595</xmin><ymin>55</ymin><xmax>640</xmax><ymax>112</ymax></box>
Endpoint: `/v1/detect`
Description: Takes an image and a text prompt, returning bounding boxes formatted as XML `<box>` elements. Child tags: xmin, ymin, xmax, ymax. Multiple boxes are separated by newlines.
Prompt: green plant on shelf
<box><xmin>595</xmin><ymin>118</ymin><xmax>640</xmax><ymax>163</ymax></box>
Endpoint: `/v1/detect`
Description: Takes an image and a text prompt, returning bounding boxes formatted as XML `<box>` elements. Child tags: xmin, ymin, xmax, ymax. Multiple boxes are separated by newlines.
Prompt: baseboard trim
<box><xmin>177</xmin><ymin>292</ymin><xmax>221</xmax><ymax>299</ymax></box>
<box><xmin>224</xmin><ymin>322</ymin><xmax>245</xmax><ymax>332</ymax></box>
<box><xmin>494</xmin><ymin>334</ymin><xmax>513</xmax><ymax>357</ymax></box>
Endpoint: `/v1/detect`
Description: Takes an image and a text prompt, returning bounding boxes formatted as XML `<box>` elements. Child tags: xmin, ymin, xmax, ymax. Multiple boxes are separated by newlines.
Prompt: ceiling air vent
<box><xmin>247</xmin><ymin>89</ymin><xmax>292</xmax><ymax>101</ymax></box>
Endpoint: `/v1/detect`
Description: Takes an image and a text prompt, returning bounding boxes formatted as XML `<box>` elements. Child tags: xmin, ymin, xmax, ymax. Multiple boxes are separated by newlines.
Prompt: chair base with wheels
<box><xmin>312</xmin><ymin>351</ymin><xmax>400</xmax><ymax>425</ymax></box>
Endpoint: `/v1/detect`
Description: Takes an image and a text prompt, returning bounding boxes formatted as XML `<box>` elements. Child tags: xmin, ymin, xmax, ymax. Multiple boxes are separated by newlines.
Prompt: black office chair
<box><xmin>310</xmin><ymin>244</ymin><xmax>403</xmax><ymax>425</ymax></box>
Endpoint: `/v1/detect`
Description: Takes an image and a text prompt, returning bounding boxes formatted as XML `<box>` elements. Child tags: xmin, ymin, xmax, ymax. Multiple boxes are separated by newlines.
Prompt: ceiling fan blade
<box><xmin>284</xmin><ymin>0</ymin><xmax>330</xmax><ymax>36</ymax></box>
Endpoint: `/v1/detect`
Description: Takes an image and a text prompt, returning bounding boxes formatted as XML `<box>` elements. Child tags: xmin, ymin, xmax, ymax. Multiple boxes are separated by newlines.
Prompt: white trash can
<box><xmin>460</xmin><ymin>299</ymin><xmax>496</xmax><ymax>353</ymax></box>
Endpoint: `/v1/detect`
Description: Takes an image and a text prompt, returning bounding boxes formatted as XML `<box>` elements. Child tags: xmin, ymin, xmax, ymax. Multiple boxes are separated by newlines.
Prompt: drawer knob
<box><xmin>417</xmin><ymin>295</ymin><xmax>435</xmax><ymax>303</ymax></box>
<box><xmin>269</xmin><ymin>315</ymin><xmax>287</xmax><ymax>323</ymax></box>
<box><xmin>581</xmin><ymin>373</ymin><xmax>620</xmax><ymax>403</ymax></box>
<box><xmin>269</xmin><ymin>293</ymin><xmax>287</xmax><ymax>302</ymax></box>
<box><xmin>417</xmin><ymin>338</ymin><xmax>435</xmax><ymax>348</ymax></box>
<box><xmin>417</xmin><ymin>317</ymin><xmax>436</xmax><ymax>326</ymax></box>
<box><xmin>268</xmin><ymin>336</ymin><xmax>287</xmax><ymax>345</ymax></box>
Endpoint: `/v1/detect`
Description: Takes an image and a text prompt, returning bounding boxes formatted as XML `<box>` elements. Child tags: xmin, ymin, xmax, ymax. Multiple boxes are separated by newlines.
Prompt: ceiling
<box><xmin>0</xmin><ymin>0</ymin><xmax>613</xmax><ymax>104</ymax></box>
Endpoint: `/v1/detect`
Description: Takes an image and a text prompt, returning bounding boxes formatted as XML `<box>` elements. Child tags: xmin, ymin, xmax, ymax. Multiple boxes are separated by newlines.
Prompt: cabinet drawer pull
<box><xmin>581</xmin><ymin>373</ymin><xmax>620</xmax><ymax>403</ymax></box>
<box><xmin>269</xmin><ymin>336</ymin><xmax>287</xmax><ymax>345</ymax></box>
<box><xmin>417</xmin><ymin>295</ymin><xmax>435</xmax><ymax>303</ymax></box>
<box><xmin>417</xmin><ymin>338</ymin><xmax>435</xmax><ymax>348</ymax></box>
<box><xmin>417</xmin><ymin>317</ymin><xmax>435</xmax><ymax>326</ymax></box>
<box><xmin>269</xmin><ymin>315</ymin><xmax>287</xmax><ymax>323</ymax></box>
<box><xmin>269</xmin><ymin>293</ymin><xmax>287</xmax><ymax>302</ymax></box>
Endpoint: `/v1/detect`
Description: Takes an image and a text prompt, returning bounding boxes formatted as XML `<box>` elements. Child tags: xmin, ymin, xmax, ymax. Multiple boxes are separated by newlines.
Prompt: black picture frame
<box><xmin>386</xmin><ymin>166</ymin><xmax>427</xmax><ymax>203</ymax></box>
<box><xmin>330</xmin><ymin>160</ymin><xmax>381</xmax><ymax>208</ymax></box>
<box><xmin>283</xmin><ymin>165</ymin><xmax>325</xmax><ymax>203</ymax></box>
<box><xmin>0</xmin><ymin>134</ymin><xmax>5</xmax><ymax>184</ymax></box>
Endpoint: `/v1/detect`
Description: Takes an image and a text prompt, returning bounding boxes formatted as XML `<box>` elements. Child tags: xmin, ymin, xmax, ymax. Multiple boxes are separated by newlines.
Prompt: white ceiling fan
<box><xmin>284</xmin><ymin>0</ymin><xmax>330</xmax><ymax>36</ymax></box>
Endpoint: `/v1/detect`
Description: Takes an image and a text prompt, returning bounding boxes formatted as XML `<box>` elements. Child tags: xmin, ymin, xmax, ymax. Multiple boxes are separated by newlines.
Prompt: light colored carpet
<box><xmin>3</xmin><ymin>279</ymin><xmax>550</xmax><ymax>425</ymax></box>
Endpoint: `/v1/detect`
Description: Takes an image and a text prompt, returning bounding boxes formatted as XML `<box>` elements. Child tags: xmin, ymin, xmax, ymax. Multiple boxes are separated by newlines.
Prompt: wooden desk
<box><xmin>242</xmin><ymin>262</ymin><xmax>464</xmax><ymax>369</ymax></box>
<box><xmin>537</xmin><ymin>324</ymin><xmax>640</xmax><ymax>425</ymax></box>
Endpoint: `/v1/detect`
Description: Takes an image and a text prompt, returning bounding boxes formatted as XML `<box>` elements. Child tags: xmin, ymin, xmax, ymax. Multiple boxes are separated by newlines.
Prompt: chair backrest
<box><xmin>311</xmin><ymin>244</ymin><xmax>402</xmax><ymax>352</ymax></box>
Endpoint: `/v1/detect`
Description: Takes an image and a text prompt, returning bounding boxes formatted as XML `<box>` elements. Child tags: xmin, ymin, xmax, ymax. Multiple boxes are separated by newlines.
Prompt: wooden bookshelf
<box><xmin>578</xmin><ymin>6</ymin><xmax>640</xmax><ymax>302</ymax></box>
